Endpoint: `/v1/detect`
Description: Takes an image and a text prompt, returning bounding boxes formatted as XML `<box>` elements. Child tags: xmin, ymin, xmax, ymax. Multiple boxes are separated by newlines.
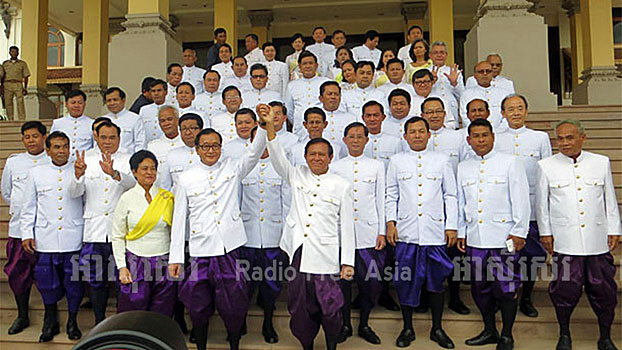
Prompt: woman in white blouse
<box><xmin>111</xmin><ymin>150</ymin><xmax>175</xmax><ymax>317</ymax></box>
<box><xmin>285</xmin><ymin>33</ymin><xmax>306</xmax><ymax>81</ymax></box>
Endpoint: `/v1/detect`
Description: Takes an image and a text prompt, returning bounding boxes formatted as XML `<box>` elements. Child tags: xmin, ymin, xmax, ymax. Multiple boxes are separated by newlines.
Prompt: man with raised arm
<box><xmin>262</xmin><ymin>104</ymin><xmax>355</xmax><ymax>350</ymax></box>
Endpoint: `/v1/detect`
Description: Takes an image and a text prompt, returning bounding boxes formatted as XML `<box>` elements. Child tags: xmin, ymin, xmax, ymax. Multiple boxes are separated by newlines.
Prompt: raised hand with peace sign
<box><xmin>74</xmin><ymin>150</ymin><xmax>87</xmax><ymax>180</ymax></box>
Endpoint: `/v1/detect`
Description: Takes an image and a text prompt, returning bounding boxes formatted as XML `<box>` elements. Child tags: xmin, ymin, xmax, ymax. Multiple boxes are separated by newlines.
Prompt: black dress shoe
<box><xmin>262</xmin><ymin>323</ymin><xmax>279</xmax><ymax>344</ymax></box>
<box><xmin>336</xmin><ymin>325</ymin><xmax>353</xmax><ymax>343</ymax></box>
<box><xmin>496</xmin><ymin>335</ymin><xmax>514</xmax><ymax>350</ymax></box>
<box><xmin>378</xmin><ymin>294</ymin><xmax>400</xmax><ymax>311</ymax></box>
<box><xmin>598</xmin><ymin>338</ymin><xmax>619</xmax><ymax>350</ymax></box>
<box><xmin>465</xmin><ymin>330</ymin><xmax>499</xmax><ymax>346</ymax></box>
<box><xmin>396</xmin><ymin>328</ymin><xmax>415</xmax><ymax>348</ymax></box>
<box><xmin>66</xmin><ymin>318</ymin><xmax>82</xmax><ymax>340</ymax></box>
<box><xmin>519</xmin><ymin>299</ymin><xmax>538</xmax><ymax>318</ymax></box>
<box><xmin>80</xmin><ymin>301</ymin><xmax>92</xmax><ymax>309</ymax></box>
<box><xmin>448</xmin><ymin>300</ymin><xmax>471</xmax><ymax>315</ymax></box>
<box><xmin>8</xmin><ymin>317</ymin><xmax>29</xmax><ymax>335</ymax></box>
<box><xmin>556</xmin><ymin>335</ymin><xmax>572</xmax><ymax>350</ymax></box>
<box><xmin>358</xmin><ymin>326</ymin><xmax>381</xmax><ymax>344</ymax></box>
<box><xmin>38</xmin><ymin>322</ymin><xmax>60</xmax><ymax>342</ymax></box>
<box><xmin>430</xmin><ymin>329</ymin><xmax>455</xmax><ymax>349</ymax></box>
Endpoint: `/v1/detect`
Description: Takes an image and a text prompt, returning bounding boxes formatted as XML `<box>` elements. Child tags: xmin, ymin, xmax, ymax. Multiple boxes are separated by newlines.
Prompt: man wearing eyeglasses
<box><xmin>159</xmin><ymin>113</ymin><xmax>203</xmax><ymax>191</ymax></box>
<box><xmin>212</xmin><ymin>86</ymin><xmax>244</xmax><ymax>144</ymax></box>
<box><xmin>168</xmin><ymin>112</ymin><xmax>269</xmax><ymax>350</ymax></box>
<box><xmin>411</xmin><ymin>70</ymin><xmax>457</xmax><ymax>130</ymax></box>
<box><xmin>242</xmin><ymin>64</ymin><xmax>282</xmax><ymax>111</ymax></box>
<box><xmin>466</xmin><ymin>54</ymin><xmax>515</xmax><ymax>93</ymax></box>
<box><xmin>459</xmin><ymin>61</ymin><xmax>511</xmax><ymax>131</ymax></box>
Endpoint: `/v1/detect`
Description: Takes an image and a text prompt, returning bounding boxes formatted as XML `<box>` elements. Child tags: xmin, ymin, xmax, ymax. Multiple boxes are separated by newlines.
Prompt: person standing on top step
<box><xmin>1</xmin><ymin>121</ymin><xmax>49</xmax><ymax>335</ymax></box>
<box><xmin>21</xmin><ymin>131</ymin><xmax>85</xmax><ymax>342</ymax></box>
<box><xmin>536</xmin><ymin>119</ymin><xmax>621</xmax><ymax>350</ymax></box>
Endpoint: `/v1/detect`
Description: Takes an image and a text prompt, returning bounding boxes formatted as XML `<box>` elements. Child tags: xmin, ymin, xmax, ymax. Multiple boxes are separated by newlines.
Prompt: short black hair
<box><xmin>269</xmin><ymin>101</ymin><xmax>287</xmax><ymax>115</ymax></box>
<box><xmin>466</xmin><ymin>98</ymin><xmax>490</xmax><ymax>112</ymax></box>
<box><xmin>65</xmin><ymin>89</ymin><xmax>87</xmax><ymax>102</ymax></box>
<box><xmin>262</xmin><ymin>41</ymin><xmax>276</xmax><ymax>51</ymax></box>
<box><xmin>221</xmin><ymin>85</ymin><xmax>241</xmax><ymax>100</ymax></box>
<box><xmin>421</xmin><ymin>97</ymin><xmax>445</xmax><ymax>112</ymax></box>
<box><xmin>167</xmin><ymin>63</ymin><xmax>182</xmax><ymax>74</ymax></box>
<box><xmin>130</xmin><ymin>150</ymin><xmax>159</xmax><ymax>172</ymax></box>
<box><xmin>320</xmin><ymin>81</ymin><xmax>340</xmax><ymax>96</ymax></box>
<box><xmin>298</xmin><ymin>50</ymin><xmax>318</xmax><ymax>64</ymax></box>
<box><xmin>141</xmin><ymin>77</ymin><xmax>156</xmax><ymax>92</ymax></box>
<box><xmin>104</xmin><ymin>87</ymin><xmax>126</xmax><ymax>100</ymax></box>
<box><xmin>343</xmin><ymin>122</ymin><xmax>368</xmax><ymax>137</ymax></box>
<box><xmin>235</xmin><ymin>108</ymin><xmax>257</xmax><ymax>122</ymax></box>
<box><xmin>412</xmin><ymin>69</ymin><xmax>434</xmax><ymax>82</ymax></box>
<box><xmin>9</xmin><ymin>45</ymin><xmax>18</xmax><ymax>51</ymax></box>
<box><xmin>362</xmin><ymin>100</ymin><xmax>384</xmax><ymax>115</ymax></box>
<box><xmin>245</xmin><ymin>33</ymin><xmax>259</xmax><ymax>43</ymax></box>
<box><xmin>386</xmin><ymin>57</ymin><xmax>404</xmax><ymax>70</ymax></box>
<box><xmin>409</xmin><ymin>38</ymin><xmax>429</xmax><ymax>62</ymax></box>
<box><xmin>232</xmin><ymin>55</ymin><xmax>248</xmax><ymax>65</ymax></box>
<box><xmin>195</xmin><ymin>128</ymin><xmax>222</xmax><ymax>145</ymax></box>
<box><xmin>150</xmin><ymin>79</ymin><xmax>167</xmax><ymax>91</ymax></box>
<box><xmin>304</xmin><ymin>138</ymin><xmax>333</xmax><ymax>157</ymax></box>
<box><xmin>214</xmin><ymin>27</ymin><xmax>226</xmax><ymax>36</ymax></box>
<box><xmin>21</xmin><ymin>121</ymin><xmax>47</xmax><ymax>135</ymax></box>
<box><xmin>250</xmin><ymin>63</ymin><xmax>268</xmax><ymax>76</ymax></box>
<box><xmin>176</xmin><ymin>82</ymin><xmax>195</xmax><ymax>94</ymax></box>
<box><xmin>408</xmin><ymin>25</ymin><xmax>423</xmax><ymax>35</ymax></box>
<box><xmin>388</xmin><ymin>88</ymin><xmax>411</xmax><ymax>105</ymax></box>
<box><xmin>95</xmin><ymin>120</ymin><xmax>121</xmax><ymax>136</ymax></box>
<box><xmin>304</xmin><ymin>107</ymin><xmax>326</xmax><ymax>122</ymax></box>
<box><xmin>501</xmin><ymin>94</ymin><xmax>529</xmax><ymax>111</ymax></box>
<box><xmin>92</xmin><ymin>117</ymin><xmax>112</xmax><ymax>131</ymax></box>
<box><xmin>203</xmin><ymin>69</ymin><xmax>221</xmax><ymax>80</ymax></box>
<box><xmin>356</xmin><ymin>60</ymin><xmax>375</xmax><ymax>72</ymax></box>
<box><xmin>45</xmin><ymin>131</ymin><xmax>69</xmax><ymax>148</ymax></box>
<box><xmin>364</xmin><ymin>30</ymin><xmax>380</xmax><ymax>42</ymax></box>
<box><xmin>312</xmin><ymin>26</ymin><xmax>326</xmax><ymax>35</ymax></box>
<box><xmin>468</xmin><ymin>118</ymin><xmax>494</xmax><ymax>135</ymax></box>
<box><xmin>404</xmin><ymin>116</ymin><xmax>430</xmax><ymax>133</ymax></box>
<box><xmin>220</xmin><ymin>43</ymin><xmax>232</xmax><ymax>53</ymax></box>
<box><xmin>291</xmin><ymin>33</ymin><xmax>304</xmax><ymax>44</ymax></box>
<box><xmin>332</xmin><ymin>29</ymin><xmax>346</xmax><ymax>38</ymax></box>
<box><xmin>179</xmin><ymin>113</ymin><xmax>204</xmax><ymax>129</ymax></box>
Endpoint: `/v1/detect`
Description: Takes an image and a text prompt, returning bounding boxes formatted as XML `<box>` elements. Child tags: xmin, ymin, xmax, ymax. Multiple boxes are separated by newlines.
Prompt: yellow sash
<box><xmin>125</xmin><ymin>188</ymin><xmax>174</xmax><ymax>241</ymax></box>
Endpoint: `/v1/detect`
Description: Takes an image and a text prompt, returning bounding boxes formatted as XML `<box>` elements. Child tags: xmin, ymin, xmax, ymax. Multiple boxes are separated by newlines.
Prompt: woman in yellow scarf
<box><xmin>111</xmin><ymin>150</ymin><xmax>175</xmax><ymax>317</ymax></box>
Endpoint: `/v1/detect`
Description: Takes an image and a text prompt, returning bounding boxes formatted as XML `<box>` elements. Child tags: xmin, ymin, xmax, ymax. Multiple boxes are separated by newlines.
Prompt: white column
<box><xmin>464</xmin><ymin>0</ymin><xmax>557</xmax><ymax>111</ymax></box>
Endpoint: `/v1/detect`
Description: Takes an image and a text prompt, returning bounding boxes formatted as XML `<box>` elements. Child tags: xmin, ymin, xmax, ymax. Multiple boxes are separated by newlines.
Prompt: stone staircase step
<box><xmin>0</xmin><ymin>311</ymin><xmax>620</xmax><ymax>350</ymax></box>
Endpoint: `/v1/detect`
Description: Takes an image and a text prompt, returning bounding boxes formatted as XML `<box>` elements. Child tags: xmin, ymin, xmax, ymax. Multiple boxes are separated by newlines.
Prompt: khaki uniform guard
<box><xmin>2</xmin><ymin>55</ymin><xmax>30</xmax><ymax>120</ymax></box>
